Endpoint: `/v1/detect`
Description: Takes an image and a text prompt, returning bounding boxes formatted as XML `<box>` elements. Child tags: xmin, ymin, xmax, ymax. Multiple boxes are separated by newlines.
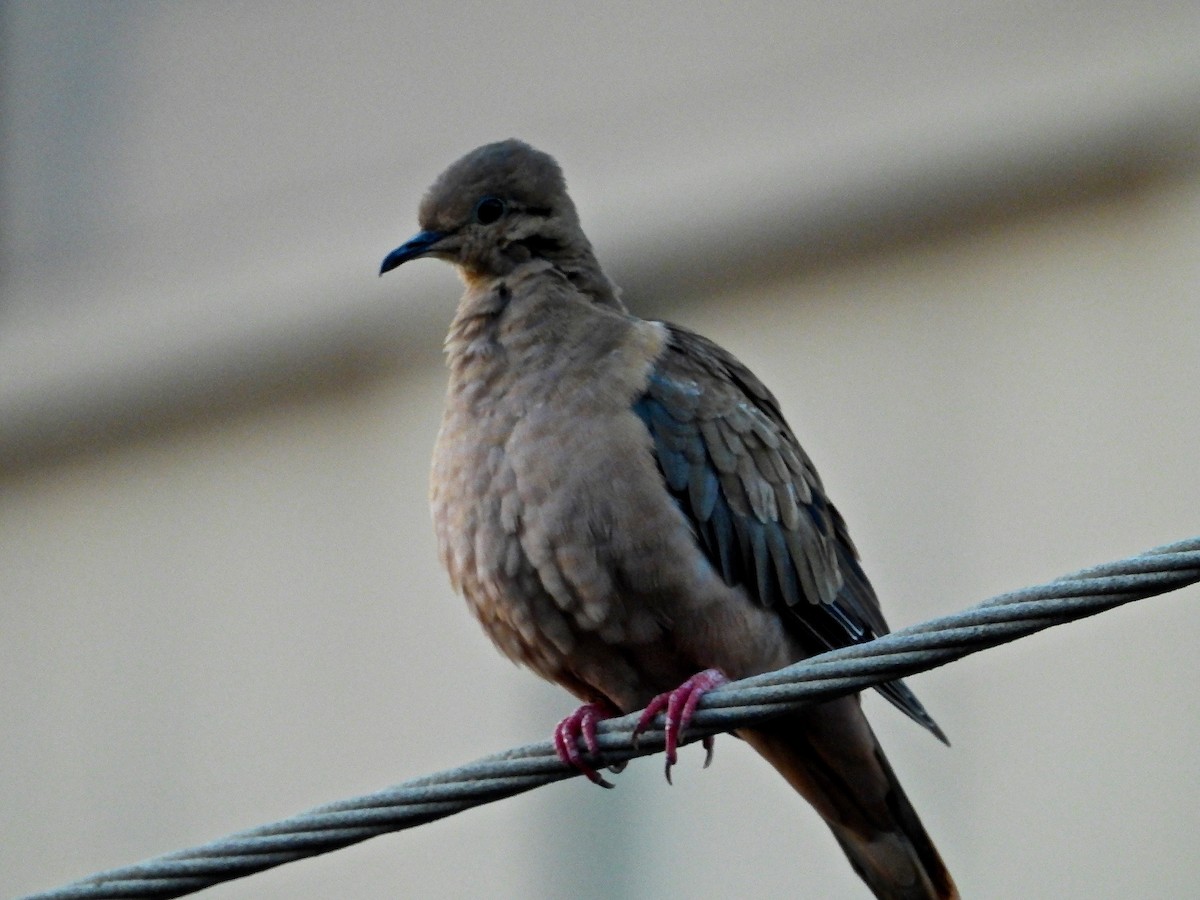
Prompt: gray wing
<box><xmin>633</xmin><ymin>322</ymin><xmax>946</xmax><ymax>742</ymax></box>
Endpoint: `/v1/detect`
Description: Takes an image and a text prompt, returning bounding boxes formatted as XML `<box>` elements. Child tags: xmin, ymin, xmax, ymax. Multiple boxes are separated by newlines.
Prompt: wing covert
<box><xmin>632</xmin><ymin>323</ymin><xmax>946</xmax><ymax>741</ymax></box>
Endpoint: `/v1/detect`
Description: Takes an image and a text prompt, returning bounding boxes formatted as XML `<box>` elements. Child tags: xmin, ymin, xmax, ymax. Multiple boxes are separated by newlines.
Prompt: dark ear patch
<box><xmin>514</xmin><ymin>235</ymin><xmax>564</xmax><ymax>257</ymax></box>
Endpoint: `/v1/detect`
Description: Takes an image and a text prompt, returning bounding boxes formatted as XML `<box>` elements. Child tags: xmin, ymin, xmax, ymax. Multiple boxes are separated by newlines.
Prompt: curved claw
<box><xmin>632</xmin><ymin>668</ymin><xmax>728</xmax><ymax>782</ymax></box>
<box><xmin>553</xmin><ymin>702</ymin><xmax>618</xmax><ymax>788</ymax></box>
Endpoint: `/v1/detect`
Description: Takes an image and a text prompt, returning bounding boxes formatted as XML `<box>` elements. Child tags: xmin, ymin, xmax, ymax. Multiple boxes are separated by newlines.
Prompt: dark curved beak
<box><xmin>379</xmin><ymin>229</ymin><xmax>447</xmax><ymax>275</ymax></box>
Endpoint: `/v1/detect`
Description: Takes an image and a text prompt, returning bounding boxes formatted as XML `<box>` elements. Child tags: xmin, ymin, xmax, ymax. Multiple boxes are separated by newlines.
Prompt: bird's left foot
<box><xmin>632</xmin><ymin>668</ymin><xmax>728</xmax><ymax>783</ymax></box>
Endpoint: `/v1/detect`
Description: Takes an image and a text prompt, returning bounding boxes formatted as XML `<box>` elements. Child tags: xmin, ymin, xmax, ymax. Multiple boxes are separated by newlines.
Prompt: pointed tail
<box><xmin>739</xmin><ymin>697</ymin><xmax>958</xmax><ymax>900</ymax></box>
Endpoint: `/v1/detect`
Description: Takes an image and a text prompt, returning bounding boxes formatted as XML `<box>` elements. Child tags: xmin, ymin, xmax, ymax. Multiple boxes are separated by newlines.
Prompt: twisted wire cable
<box><xmin>22</xmin><ymin>537</ymin><xmax>1200</xmax><ymax>900</ymax></box>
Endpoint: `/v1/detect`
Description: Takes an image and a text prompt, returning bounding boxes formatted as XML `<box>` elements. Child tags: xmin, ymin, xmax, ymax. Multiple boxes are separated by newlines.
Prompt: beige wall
<box><xmin>5</xmin><ymin>171</ymin><xmax>1198</xmax><ymax>899</ymax></box>
<box><xmin>4</xmin><ymin>3</ymin><xmax>1200</xmax><ymax>898</ymax></box>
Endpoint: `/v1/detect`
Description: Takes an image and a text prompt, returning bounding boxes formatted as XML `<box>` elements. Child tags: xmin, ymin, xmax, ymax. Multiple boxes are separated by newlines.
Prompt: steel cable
<box><xmin>22</xmin><ymin>537</ymin><xmax>1200</xmax><ymax>899</ymax></box>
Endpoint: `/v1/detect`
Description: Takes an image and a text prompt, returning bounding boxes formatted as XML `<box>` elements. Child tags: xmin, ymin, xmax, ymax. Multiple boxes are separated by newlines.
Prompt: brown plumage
<box><xmin>381</xmin><ymin>139</ymin><xmax>958</xmax><ymax>899</ymax></box>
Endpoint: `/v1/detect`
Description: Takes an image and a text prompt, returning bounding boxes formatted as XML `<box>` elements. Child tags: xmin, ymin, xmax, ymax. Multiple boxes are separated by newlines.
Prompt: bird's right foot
<box><xmin>553</xmin><ymin>701</ymin><xmax>619</xmax><ymax>788</ymax></box>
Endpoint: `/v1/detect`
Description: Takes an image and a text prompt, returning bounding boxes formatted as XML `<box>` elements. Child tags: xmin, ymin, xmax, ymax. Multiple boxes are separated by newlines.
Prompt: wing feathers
<box><xmin>632</xmin><ymin>322</ymin><xmax>944</xmax><ymax>740</ymax></box>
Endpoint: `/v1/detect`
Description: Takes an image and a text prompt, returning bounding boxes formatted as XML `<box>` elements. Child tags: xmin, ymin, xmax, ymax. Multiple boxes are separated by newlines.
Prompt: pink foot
<box><xmin>632</xmin><ymin>668</ymin><xmax>729</xmax><ymax>782</ymax></box>
<box><xmin>554</xmin><ymin>701</ymin><xmax>619</xmax><ymax>788</ymax></box>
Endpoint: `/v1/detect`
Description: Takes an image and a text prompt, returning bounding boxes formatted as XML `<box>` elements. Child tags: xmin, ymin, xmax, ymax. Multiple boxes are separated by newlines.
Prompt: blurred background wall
<box><xmin>3</xmin><ymin>3</ymin><xmax>1199</xmax><ymax>898</ymax></box>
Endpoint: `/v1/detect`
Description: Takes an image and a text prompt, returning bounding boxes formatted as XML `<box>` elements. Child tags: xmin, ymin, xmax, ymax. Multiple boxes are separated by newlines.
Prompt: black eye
<box><xmin>473</xmin><ymin>196</ymin><xmax>507</xmax><ymax>225</ymax></box>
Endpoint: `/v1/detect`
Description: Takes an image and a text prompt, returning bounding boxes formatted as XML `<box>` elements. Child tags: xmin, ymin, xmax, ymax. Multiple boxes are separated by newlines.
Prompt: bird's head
<box><xmin>380</xmin><ymin>139</ymin><xmax>600</xmax><ymax>292</ymax></box>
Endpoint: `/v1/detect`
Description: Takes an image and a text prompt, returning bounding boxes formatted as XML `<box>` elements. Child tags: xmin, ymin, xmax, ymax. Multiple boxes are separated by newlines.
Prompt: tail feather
<box><xmin>739</xmin><ymin>697</ymin><xmax>958</xmax><ymax>900</ymax></box>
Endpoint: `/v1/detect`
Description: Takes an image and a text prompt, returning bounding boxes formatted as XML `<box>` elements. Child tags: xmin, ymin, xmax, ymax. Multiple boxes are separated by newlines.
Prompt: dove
<box><xmin>381</xmin><ymin>139</ymin><xmax>957</xmax><ymax>899</ymax></box>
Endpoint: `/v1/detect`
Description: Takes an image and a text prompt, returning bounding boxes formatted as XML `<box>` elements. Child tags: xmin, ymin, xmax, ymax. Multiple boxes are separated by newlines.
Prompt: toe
<box><xmin>636</xmin><ymin>669</ymin><xmax>729</xmax><ymax>782</ymax></box>
<box><xmin>553</xmin><ymin>702</ymin><xmax>617</xmax><ymax>788</ymax></box>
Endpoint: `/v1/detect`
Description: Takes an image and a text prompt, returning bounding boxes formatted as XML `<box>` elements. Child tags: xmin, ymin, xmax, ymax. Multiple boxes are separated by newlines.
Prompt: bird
<box><xmin>380</xmin><ymin>139</ymin><xmax>958</xmax><ymax>899</ymax></box>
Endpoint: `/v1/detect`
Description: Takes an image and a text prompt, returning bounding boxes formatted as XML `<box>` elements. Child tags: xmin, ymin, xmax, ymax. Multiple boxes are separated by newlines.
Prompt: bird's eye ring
<box><xmin>473</xmin><ymin>196</ymin><xmax>507</xmax><ymax>225</ymax></box>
